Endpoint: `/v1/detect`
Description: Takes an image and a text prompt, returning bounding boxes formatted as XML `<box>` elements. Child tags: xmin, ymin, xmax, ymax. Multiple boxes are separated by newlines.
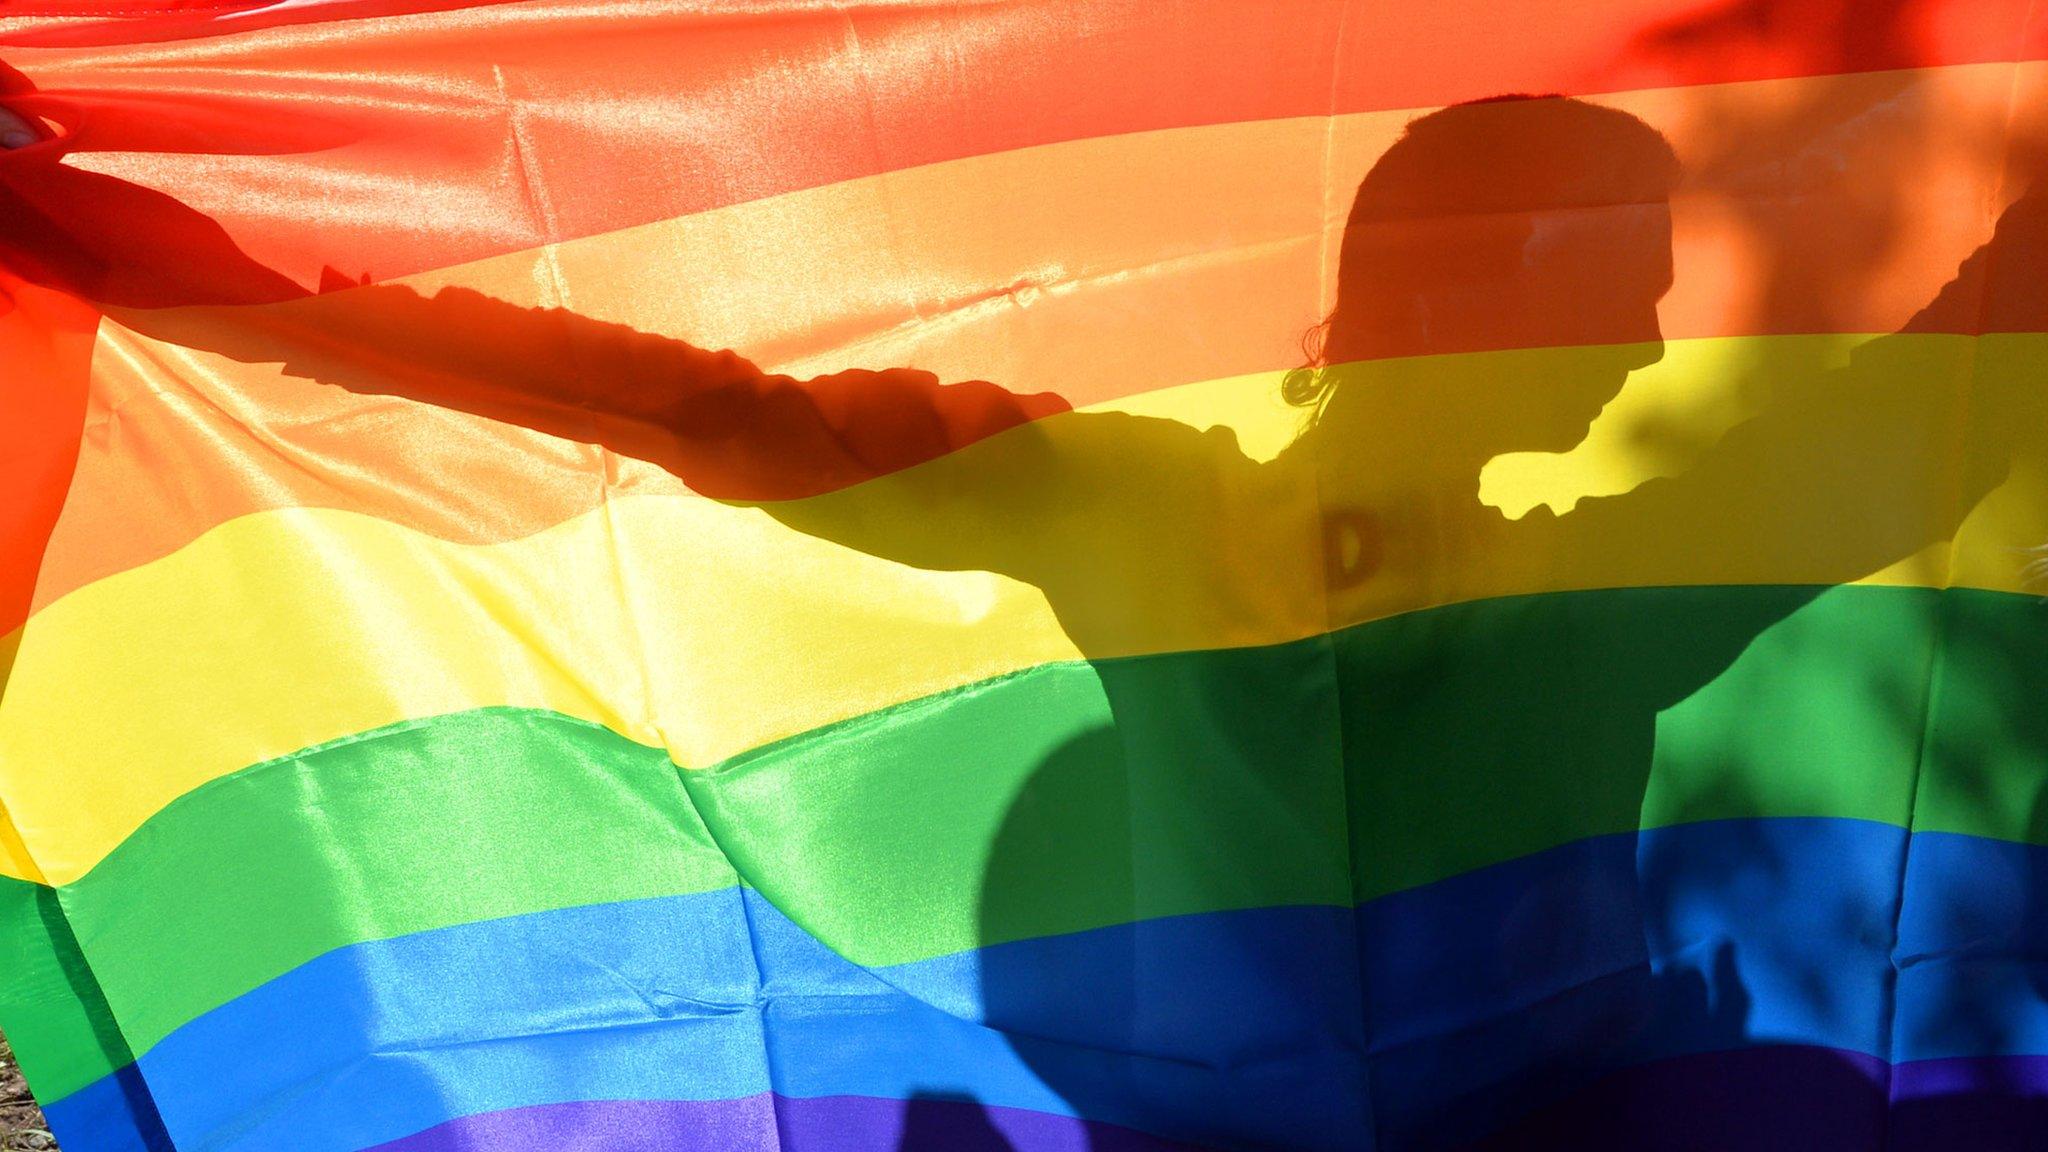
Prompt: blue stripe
<box><xmin>38</xmin><ymin>1064</ymin><xmax>172</xmax><ymax>1152</ymax></box>
<box><xmin>1360</xmin><ymin>817</ymin><xmax>1904</xmax><ymax>1144</ymax></box>
<box><xmin>1897</xmin><ymin>830</ymin><xmax>2048</xmax><ymax>1061</ymax></box>
<box><xmin>118</xmin><ymin>889</ymin><xmax>1365</xmax><ymax>1152</ymax></box>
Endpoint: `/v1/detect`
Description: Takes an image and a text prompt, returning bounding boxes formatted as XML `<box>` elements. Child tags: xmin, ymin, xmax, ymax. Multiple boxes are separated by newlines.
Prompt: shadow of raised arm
<box><xmin>1544</xmin><ymin>180</ymin><xmax>2047</xmax><ymax>590</ymax></box>
<box><xmin>143</xmin><ymin>280</ymin><xmax>1271</xmax><ymax>634</ymax></box>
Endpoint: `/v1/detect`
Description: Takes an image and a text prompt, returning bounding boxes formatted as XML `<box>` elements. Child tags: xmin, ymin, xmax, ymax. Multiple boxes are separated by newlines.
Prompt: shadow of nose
<box><xmin>1625</xmin><ymin>333</ymin><xmax>1666</xmax><ymax>372</ymax></box>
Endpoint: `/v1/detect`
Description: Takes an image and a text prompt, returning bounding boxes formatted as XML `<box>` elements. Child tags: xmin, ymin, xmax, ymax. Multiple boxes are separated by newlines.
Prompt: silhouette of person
<box><xmin>4</xmin><ymin>82</ymin><xmax>2043</xmax><ymax>1151</ymax></box>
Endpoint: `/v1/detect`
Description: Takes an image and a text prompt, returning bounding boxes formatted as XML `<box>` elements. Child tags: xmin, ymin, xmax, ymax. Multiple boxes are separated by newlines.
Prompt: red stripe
<box><xmin>0</xmin><ymin>0</ymin><xmax>528</xmax><ymax>49</ymax></box>
<box><xmin>3</xmin><ymin>0</ymin><xmax>273</xmax><ymax>17</ymax></box>
<box><xmin>1</xmin><ymin>0</ymin><xmax>2039</xmax><ymax>303</ymax></box>
<box><xmin>0</xmin><ymin>272</ymin><xmax>99</xmax><ymax>638</ymax></box>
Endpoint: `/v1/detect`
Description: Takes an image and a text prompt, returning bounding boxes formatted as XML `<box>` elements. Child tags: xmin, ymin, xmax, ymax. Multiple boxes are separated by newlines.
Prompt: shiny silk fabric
<box><xmin>3</xmin><ymin>3</ymin><xmax>2048</xmax><ymax>1151</ymax></box>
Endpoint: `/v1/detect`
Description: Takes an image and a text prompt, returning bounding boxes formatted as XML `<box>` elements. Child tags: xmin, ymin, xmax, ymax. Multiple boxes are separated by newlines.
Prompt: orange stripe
<box><xmin>27</xmin><ymin>62</ymin><xmax>2048</xmax><ymax>617</ymax></box>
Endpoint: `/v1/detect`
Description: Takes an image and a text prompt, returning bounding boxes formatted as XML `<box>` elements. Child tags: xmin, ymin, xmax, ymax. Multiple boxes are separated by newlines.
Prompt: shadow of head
<box><xmin>1303</xmin><ymin>95</ymin><xmax>1681</xmax><ymax>459</ymax></box>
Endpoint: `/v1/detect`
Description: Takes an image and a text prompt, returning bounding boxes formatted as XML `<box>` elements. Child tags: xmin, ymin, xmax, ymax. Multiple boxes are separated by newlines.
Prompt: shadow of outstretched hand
<box><xmin>0</xmin><ymin>58</ymin><xmax>330</xmax><ymax>308</ymax></box>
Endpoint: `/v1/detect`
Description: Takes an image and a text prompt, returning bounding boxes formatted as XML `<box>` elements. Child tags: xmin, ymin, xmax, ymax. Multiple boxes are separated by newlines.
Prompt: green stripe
<box><xmin>8</xmin><ymin>582</ymin><xmax>2042</xmax><ymax>1106</ymax></box>
<box><xmin>686</xmin><ymin>631</ymin><xmax>1354</xmax><ymax>963</ymax></box>
<box><xmin>0</xmin><ymin>876</ymin><xmax>133</xmax><ymax>1096</ymax></box>
<box><xmin>1341</xmin><ymin>580</ymin><xmax>1931</xmax><ymax>896</ymax></box>
<box><xmin>689</xmin><ymin>582</ymin><xmax>1980</xmax><ymax>962</ymax></box>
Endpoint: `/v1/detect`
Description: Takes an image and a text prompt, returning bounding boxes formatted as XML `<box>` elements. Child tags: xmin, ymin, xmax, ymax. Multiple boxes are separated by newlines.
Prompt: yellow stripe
<box><xmin>0</xmin><ymin>627</ymin><xmax>30</xmax><ymax>881</ymax></box>
<box><xmin>2</xmin><ymin>330</ymin><xmax>2043</xmax><ymax>884</ymax></box>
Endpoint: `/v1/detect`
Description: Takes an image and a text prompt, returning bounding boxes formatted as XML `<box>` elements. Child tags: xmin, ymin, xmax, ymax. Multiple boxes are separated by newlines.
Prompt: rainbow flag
<box><xmin>2</xmin><ymin>2</ymin><xmax>2046</xmax><ymax>1148</ymax></box>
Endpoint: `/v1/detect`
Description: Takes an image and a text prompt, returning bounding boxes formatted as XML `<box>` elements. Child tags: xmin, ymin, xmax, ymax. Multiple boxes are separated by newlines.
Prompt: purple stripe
<box><xmin>369</xmin><ymin>1094</ymin><xmax>1212</xmax><ymax>1152</ymax></box>
<box><xmin>1470</xmin><ymin>1048</ymin><xmax>2048</xmax><ymax>1152</ymax></box>
<box><xmin>1896</xmin><ymin>1055</ymin><xmax>2048</xmax><ymax>1098</ymax></box>
<box><xmin>1891</xmin><ymin>1056</ymin><xmax>2048</xmax><ymax>1152</ymax></box>
<box><xmin>336</xmin><ymin>1053</ymin><xmax>2048</xmax><ymax>1151</ymax></box>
